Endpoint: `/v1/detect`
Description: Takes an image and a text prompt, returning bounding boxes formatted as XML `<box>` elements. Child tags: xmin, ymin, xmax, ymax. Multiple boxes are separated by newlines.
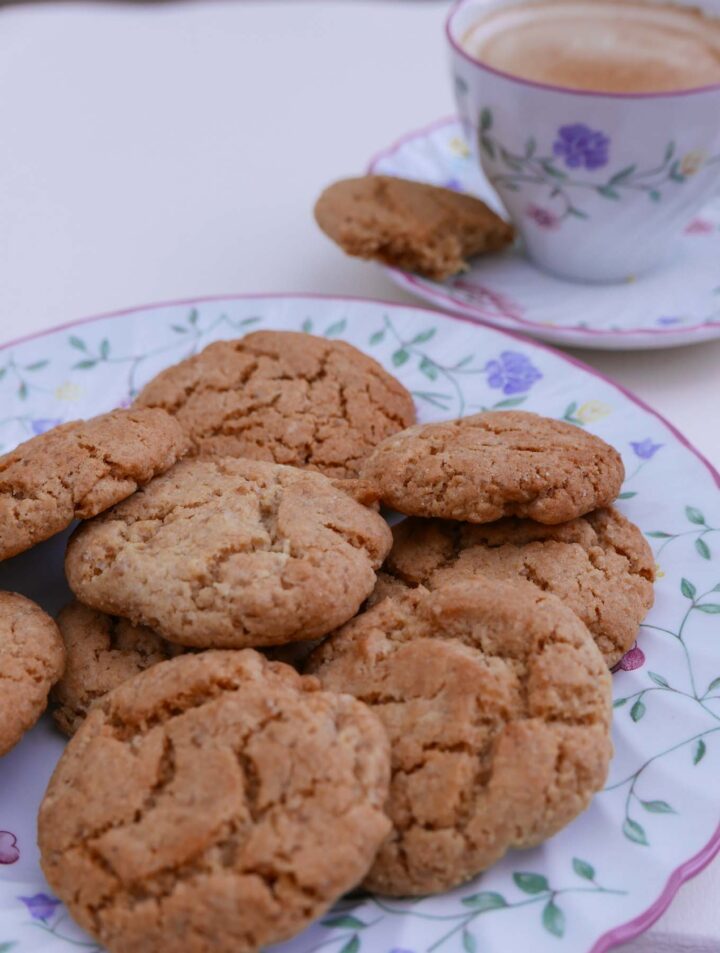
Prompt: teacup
<box><xmin>446</xmin><ymin>0</ymin><xmax>720</xmax><ymax>283</ymax></box>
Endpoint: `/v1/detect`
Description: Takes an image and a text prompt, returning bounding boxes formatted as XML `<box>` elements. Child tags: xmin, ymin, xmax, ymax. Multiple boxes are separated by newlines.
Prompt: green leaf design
<box><xmin>623</xmin><ymin>818</ymin><xmax>649</xmax><ymax>845</ymax></box>
<box><xmin>480</xmin><ymin>136</ymin><xmax>496</xmax><ymax>160</ymax></box>
<box><xmin>713</xmin><ymin>584</ymin><xmax>720</xmax><ymax>592</ymax></box>
<box><xmin>665</xmin><ymin>141</ymin><xmax>676</xmax><ymax>162</ymax></box>
<box><xmin>695</xmin><ymin>739</ymin><xmax>707</xmax><ymax>764</ymax></box>
<box><xmin>73</xmin><ymin>359</ymin><xmax>98</xmax><ymax>370</ymax></box>
<box><xmin>630</xmin><ymin>699</ymin><xmax>646</xmax><ymax>722</ymax></box>
<box><xmin>480</xmin><ymin>108</ymin><xmax>493</xmax><ymax>132</ymax></box>
<box><xmin>641</xmin><ymin>799</ymin><xmax>676</xmax><ymax>814</ymax></box>
<box><xmin>171</xmin><ymin>324</ymin><xmax>188</xmax><ymax>333</ymax></box>
<box><xmin>462</xmin><ymin>928</ymin><xmax>477</xmax><ymax>953</ymax></box>
<box><xmin>324</xmin><ymin>319</ymin><xmax>347</xmax><ymax>337</ymax></box>
<box><xmin>648</xmin><ymin>672</ymin><xmax>669</xmax><ymax>688</ymax></box>
<box><xmin>411</xmin><ymin>328</ymin><xmax>436</xmax><ymax>344</ymax></box>
<box><xmin>461</xmin><ymin>891</ymin><xmax>507</xmax><ymax>911</ymax></box>
<box><xmin>681</xmin><ymin>578</ymin><xmax>697</xmax><ymax>600</ymax></box>
<box><xmin>563</xmin><ymin>401</ymin><xmax>578</xmax><ymax>419</ymax></box>
<box><xmin>696</xmin><ymin>603</ymin><xmax>720</xmax><ymax>614</ymax></box>
<box><xmin>24</xmin><ymin>360</ymin><xmax>49</xmax><ymax>371</ymax></box>
<box><xmin>369</xmin><ymin>329</ymin><xmax>385</xmax><ymax>345</ymax></box>
<box><xmin>572</xmin><ymin>858</ymin><xmax>595</xmax><ymax>881</ymax></box>
<box><xmin>392</xmin><ymin>349</ymin><xmax>410</xmax><ymax>367</ymax></box>
<box><xmin>18</xmin><ymin>382</ymin><xmax>27</xmax><ymax>400</ymax></box>
<box><xmin>419</xmin><ymin>357</ymin><xmax>438</xmax><ymax>381</ymax></box>
<box><xmin>613</xmin><ymin>697</ymin><xmax>628</xmax><ymax>708</ymax></box>
<box><xmin>649</xmin><ymin>190</ymin><xmax>662</xmax><ymax>202</ymax></box>
<box><xmin>647</xmin><ymin>531</ymin><xmax>672</xmax><ymax>538</ymax></box>
<box><xmin>493</xmin><ymin>397</ymin><xmax>526</xmax><ymax>409</ymax></box>
<box><xmin>686</xmin><ymin>506</ymin><xmax>706</xmax><ymax>525</ymax></box>
<box><xmin>69</xmin><ymin>335</ymin><xmax>87</xmax><ymax>351</ymax></box>
<box><xmin>609</xmin><ymin>164</ymin><xmax>637</xmax><ymax>185</ymax></box>
<box><xmin>696</xmin><ymin>538</ymin><xmax>712</xmax><ymax>560</ymax></box>
<box><xmin>513</xmin><ymin>872</ymin><xmax>549</xmax><ymax>895</ymax></box>
<box><xmin>706</xmin><ymin>677</ymin><xmax>720</xmax><ymax>693</ymax></box>
<box><xmin>301</xmin><ymin>318</ymin><xmax>313</xmax><ymax>333</ymax></box>
<box><xmin>100</xmin><ymin>339</ymin><xmax>110</xmax><ymax>359</ymax></box>
<box><xmin>597</xmin><ymin>185</ymin><xmax>621</xmax><ymax>199</ymax></box>
<box><xmin>567</xmin><ymin>207</ymin><xmax>589</xmax><ymax>219</ymax></box>
<box><xmin>321</xmin><ymin>916</ymin><xmax>366</xmax><ymax>930</ymax></box>
<box><xmin>525</xmin><ymin>137</ymin><xmax>537</xmax><ymax>157</ymax></box>
<box><xmin>618</xmin><ymin>491</ymin><xmax>637</xmax><ymax>500</ymax></box>
<box><xmin>541</xmin><ymin>161</ymin><xmax>566</xmax><ymax>179</ymax></box>
<box><xmin>0</xmin><ymin>367</ymin><xmax>5</xmax><ymax>381</ymax></box>
<box><xmin>339</xmin><ymin>936</ymin><xmax>360</xmax><ymax>953</ymax></box>
<box><xmin>188</xmin><ymin>309</ymin><xmax>199</xmax><ymax>325</ymax></box>
<box><xmin>0</xmin><ymin>943</ymin><xmax>17</xmax><ymax>952</ymax></box>
<box><xmin>542</xmin><ymin>900</ymin><xmax>565</xmax><ymax>938</ymax></box>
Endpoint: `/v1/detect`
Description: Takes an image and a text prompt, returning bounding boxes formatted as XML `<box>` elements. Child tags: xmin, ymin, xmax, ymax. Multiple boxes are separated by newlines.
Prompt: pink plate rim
<box><xmin>2</xmin><ymin>290</ymin><xmax>719</xmax><ymax>951</ymax></box>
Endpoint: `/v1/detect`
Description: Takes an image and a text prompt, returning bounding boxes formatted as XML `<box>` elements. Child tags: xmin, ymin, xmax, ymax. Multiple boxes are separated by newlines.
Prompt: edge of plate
<box><xmin>2</xmin><ymin>290</ymin><xmax>719</xmax><ymax>953</ymax></box>
<box><xmin>367</xmin><ymin>117</ymin><xmax>720</xmax><ymax>348</ymax></box>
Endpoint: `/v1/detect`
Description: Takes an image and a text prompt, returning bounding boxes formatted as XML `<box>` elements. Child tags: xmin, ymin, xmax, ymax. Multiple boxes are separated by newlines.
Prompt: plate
<box><xmin>1</xmin><ymin>293</ymin><xmax>719</xmax><ymax>953</ymax></box>
<box><xmin>368</xmin><ymin>118</ymin><xmax>720</xmax><ymax>350</ymax></box>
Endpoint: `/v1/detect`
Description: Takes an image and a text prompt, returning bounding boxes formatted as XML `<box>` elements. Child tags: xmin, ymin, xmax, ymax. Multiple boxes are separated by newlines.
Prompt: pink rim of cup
<box><xmin>2</xmin><ymin>291</ymin><xmax>719</xmax><ymax>953</ymax></box>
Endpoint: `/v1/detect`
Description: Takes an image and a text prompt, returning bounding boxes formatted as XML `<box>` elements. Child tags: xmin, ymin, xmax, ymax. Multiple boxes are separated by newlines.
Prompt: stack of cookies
<box><xmin>0</xmin><ymin>329</ymin><xmax>654</xmax><ymax>953</ymax></box>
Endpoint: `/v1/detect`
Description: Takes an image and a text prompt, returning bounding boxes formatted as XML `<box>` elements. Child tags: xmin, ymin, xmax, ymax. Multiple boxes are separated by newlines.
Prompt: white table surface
<box><xmin>1</xmin><ymin>1</ymin><xmax>719</xmax><ymax>948</ymax></box>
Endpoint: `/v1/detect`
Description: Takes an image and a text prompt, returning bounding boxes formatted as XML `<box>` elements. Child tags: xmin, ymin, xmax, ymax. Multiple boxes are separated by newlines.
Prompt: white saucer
<box><xmin>369</xmin><ymin>117</ymin><xmax>720</xmax><ymax>350</ymax></box>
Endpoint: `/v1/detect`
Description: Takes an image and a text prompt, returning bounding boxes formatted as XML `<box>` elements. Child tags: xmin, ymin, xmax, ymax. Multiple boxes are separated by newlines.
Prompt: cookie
<box><xmin>314</xmin><ymin>175</ymin><xmax>514</xmax><ymax>280</ymax></box>
<box><xmin>307</xmin><ymin>579</ymin><xmax>612</xmax><ymax>895</ymax></box>
<box><xmin>0</xmin><ymin>591</ymin><xmax>65</xmax><ymax>756</ymax></box>
<box><xmin>39</xmin><ymin>649</ymin><xmax>391</xmax><ymax>953</ymax></box>
<box><xmin>52</xmin><ymin>601</ymin><xmax>185</xmax><ymax>736</ymax></box>
<box><xmin>386</xmin><ymin>506</ymin><xmax>654</xmax><ymax>667</ymax></box>
<box><xmin>65</xmin><ymin>458</ymin><xmax>393</xmax><ymax>648</ymax></box>
<box><xmin>360</xmin><ymin>410</ymin><xmax>625</xmax><ymax>523</ymax></box>
<box><xmin>0</xmin><ymin>408</ymin><xmax>188</xmax><ymax>562</ymax></box>
<box><xmin>135</xmin><ymin>331</ymin><xmax>416</xmax><ymax>479</ymax></box>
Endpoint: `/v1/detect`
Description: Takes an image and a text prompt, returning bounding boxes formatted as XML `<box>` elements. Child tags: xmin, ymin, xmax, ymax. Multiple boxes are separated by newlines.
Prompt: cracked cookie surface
<box><xmin>0</xmin><ymin>591</ymin><xmax>65</xmax><ymax>756</ymax></box>
<box><xmin>307</xmin><ymin>578</ymin><xmax>612</xmax><ymax>895</ymax></box>
<box><xmin>360</xmin><ymin>410</ymin><xmax>624</xmax><ymax>524</ymax></box>
<box><xmin>314</xmin><ymin>176</ymin><xmax>515</xmax><ymax>280</ymax></box>
<box><xmin>39</xmin><ymin>650</ymin><xmax>391</xmax><ymax>953</ymax></box>
<box><xmin>52</xmin><ymin>601</ymin><xmax>185</xmax><ymax>736</ymax></box>
<box><xmin>0</xmin><ymin>408</ymin><xmax>189</xmax><ymax>561</ymax></box>
<box><xmin>386</xmin><ymin>507</ymin><xmax>654</xmax><ymax>667</ymax></box>
<box><xmin>65</xmin><ymin>458</ymin><xmax>393</xmax><ymax>648</ymax></box>
<box><xmin>134</xmin><ymin>331</ymin><xmax>416</xmax><ymax>479</ymax></box>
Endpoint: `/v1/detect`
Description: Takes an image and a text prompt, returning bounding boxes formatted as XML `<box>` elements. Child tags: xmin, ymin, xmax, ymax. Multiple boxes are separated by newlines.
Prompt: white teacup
<box><xmin>447</xmin><ymin>0</ymin><xmax>720</xmax><ymax>283</ymax></box>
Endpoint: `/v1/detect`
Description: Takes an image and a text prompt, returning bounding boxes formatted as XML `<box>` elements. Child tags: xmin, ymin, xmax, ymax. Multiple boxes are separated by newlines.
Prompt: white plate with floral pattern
<box><xmin>368</xmin><ymin>118</ymin><xmax>720</xmax><ymax>350</ymax></box>
<box><xmin>1</xmin><ymin>294</ymin><xmax>719</xmax><ymax>953</ymax></box>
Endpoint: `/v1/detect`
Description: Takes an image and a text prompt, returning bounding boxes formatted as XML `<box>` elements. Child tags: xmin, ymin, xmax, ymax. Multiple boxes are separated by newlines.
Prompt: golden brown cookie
<box><xmin>314</xmin><ymin>175</ymin><xmax>514</xmax><ymax>280</ymax></box>
<box><xmin>65</xmin><ymin>458</ymin><xmax>392</xmax><ymax>648</ymax></box>
<box><xmin>0</xmin><ymin>408</ymin><xmax>188</xmax><ymax>562</ymax></box>
<box><xmin>307</xmin><ymin>579</ymin><xmax>612</xmax><ymax>896</ymax></box>
<box><xmin>134</xmin><ymin>331</ymin><xmax>416</xmax><ymax>479</ymax></box>
<box><xmin>360</xmin><ymin>410</ymin><xmax>624</xmax><ymax>524</ymax></box>
<box><xmin>0</xmin><ymin>591</ymin><xmax>65</xmax><ymax>756</ymax></box>
<box><xmin>39</xmin><ymin>650</ymin><xmax>391</xmax><ymax>953</ymax></box>
<box><xmin>386</xmin><ymin>506</ymin><xmax>654</xmax><ymax>667</ymax></box>
<box><xmin>52</xmin><ymin>601</ymin><xmax>185</xmax><ymax>736</ymax></box>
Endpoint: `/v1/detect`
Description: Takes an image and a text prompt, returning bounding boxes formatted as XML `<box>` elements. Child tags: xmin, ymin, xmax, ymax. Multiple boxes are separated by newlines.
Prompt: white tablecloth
<box><xmin>1</xmin><ymin>1</ymin><xmax>719</xmax><ymax>948</ymax></box>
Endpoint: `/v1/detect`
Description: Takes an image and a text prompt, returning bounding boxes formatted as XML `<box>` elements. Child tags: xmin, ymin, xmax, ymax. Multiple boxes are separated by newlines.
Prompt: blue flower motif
<box><xmin>553</xmin><ymin>124</ymin><xmax>610</xmax><ymax>170</ymax></box>
<box><xmin>630</xmin><ymin>438</ymin><xmax>663</xmax><ymax>460</ymax></box>
<box><xmin>657</xmin><ymin>316</ymin><xmax>683</xmax><ymax>326</ymax></box>
<box><xmin>31</xmin><ymin>418</ymin><xmax>62</xmax><ymax>435</ymax></box>
<box><xmin>485</xmin><ymin>351</ymin><xmax>542</xmax><ymax>395</ymax></box>
<box><xmin>18</xmin><ymin>892</ymin><xmax>61</xmax><ymax>922</ymax></box>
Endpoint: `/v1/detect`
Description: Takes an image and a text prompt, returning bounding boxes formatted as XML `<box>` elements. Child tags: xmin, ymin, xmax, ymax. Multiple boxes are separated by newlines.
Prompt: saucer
<box><xmin>368</xmin><ymin>117</ymin><xmax>720</xmax><ymax>350</ymax></box>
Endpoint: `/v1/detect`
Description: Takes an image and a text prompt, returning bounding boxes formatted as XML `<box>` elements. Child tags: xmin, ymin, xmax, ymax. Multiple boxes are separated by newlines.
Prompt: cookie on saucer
<box><xmin>360</xmin><ymin>410</ymin><xmax>624</xmax><ymax>523</ymax></box>
<box><xmin>307</xmin><ymin>578</ymin><xmax>612</xmax><ymax>895</ymax></box>
<box><xmin>39</xmin><ymin>649</ymin><xmax>391</xmax><ymax>953</ymax></box>
<box><xmin>65</xmin><ymin>458</ymin><xmax>392</xmax><ymax>648</ymax></box>
<box><xmin>0</xmin><ymin>591</ymin><xmax>65</xmax><ymax>756</ymax></box>
<box><xmin>135</xmin><ymin>331</ymin><xmax>416</xmax><ymax>479</ymax></box>
<box><xmin>314</xmin><ymin>175</ymin><xmax>514</xmax><ymax>280</ymax></box>
<box><xmin>387</xmin><ymin>506</ymin><xmax>654</xmax><ymax>667</ymax></box>
<box><xmin>0</xmin><ymin>408</ymin><xmax>188</xmax><ymax>562</ymax></box>
<box><xmin>52</xmin><ymin>601</ymin><xmax>184</xmax><ymax>736</ymax></box>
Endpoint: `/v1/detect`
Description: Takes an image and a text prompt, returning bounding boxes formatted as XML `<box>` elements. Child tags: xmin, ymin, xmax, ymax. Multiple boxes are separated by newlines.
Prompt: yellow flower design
<box><xmin>680</xmin><ymin>150</ymin><xmax>707</xmax><ymax>177</ymax></box>
<box><xmin>449</xmin><ymin>136</ymin><xmax>470</xmax><ymax>158</ymax></box>
<box><xmin>54</xmin><ymin>381</ymin><xmax>83</xmax><ymax>402</ymax></box>
<box><xmin>576</xmin><ymin>400</ymin><xmax>612</xmax><ymax>424</ymax></box>
<box><xmin>654</xmin><ymin>563</ymin><xmax>665</xmax><ymax>580</ymax></box>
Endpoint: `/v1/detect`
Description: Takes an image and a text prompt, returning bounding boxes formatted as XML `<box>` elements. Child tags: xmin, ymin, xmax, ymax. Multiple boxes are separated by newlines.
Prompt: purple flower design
<box><xmin>631</xmin><ymin>438</ymin><xmax>663</xmax><ymax>460</ymax></box>
<box><xmin>612</xmin><ymin>643</ymin><xmax>646</xmax><ymax>673</ymax></box>
<box><xmin>31</xmin><ymin>418</ymin><xmax>62</xmax><ymax>435</ymax></box>
<box><xmin>443</xmin><ymin>177</ymin><xmax>464</xmax><ymax>192</ymax></box>
<box><xmin>0</xmin><ymin>830</ymin><xmax>19</xmax><ymax>864</ymax></box>
<box><xmin>553</xmin><ymin>124</ymin><xmax>610</xmax><ymax>170</ymax></box>
<box><xmin>18</xmin><ymin>893</ymin><xmax>61</xmax><ymax>922</ymax></box>
<box><xmin>657</xmin><ymin>316</ymin><xmax>683</xmax><ymax>326</ymax></box>
<box><xmin>485</xmin><ymin>351</ymin><xmax>542</xmax><ymax>395</ymax></box>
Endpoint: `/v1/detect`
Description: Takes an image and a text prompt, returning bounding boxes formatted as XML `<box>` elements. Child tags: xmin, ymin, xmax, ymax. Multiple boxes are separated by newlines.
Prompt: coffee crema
<box><xmin>461</xmin><ymin>0</ymin><xmax>720</xmax><ymax>93</ymax></box>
